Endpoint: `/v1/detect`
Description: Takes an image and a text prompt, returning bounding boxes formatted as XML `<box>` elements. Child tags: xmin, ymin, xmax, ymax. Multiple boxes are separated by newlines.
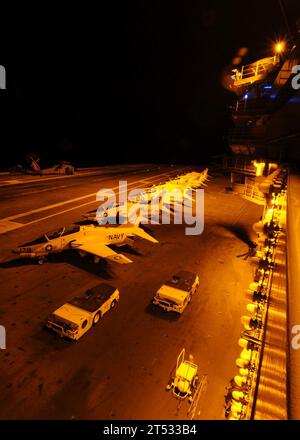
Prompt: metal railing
<box><xmin>225</xmin><ymin>173</ymin><xmax>287</xmax><ymax>420</ymax></box>
<box><xmin>222</xmin><ymin>156</ymin><xmax>256</xmax><ymax>174</ymax></box>
<box><xmin>243</xmin><ymin>178</ymin><xmax>266</xmax><ymax>205</ymax></box>
<box><xmin>233</xmin><ymin>57</ymin><xmax>278</xmax><ymax>86</ymax></box>
<box><xmin>246</xmin><ymin>264</ymin><xmax>274</xmax><ymax>419</ymax></box>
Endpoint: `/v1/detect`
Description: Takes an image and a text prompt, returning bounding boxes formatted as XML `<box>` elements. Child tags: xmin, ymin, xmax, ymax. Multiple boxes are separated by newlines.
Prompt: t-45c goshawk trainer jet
<box><xmin>13</xmin><ymin>223</ymin><xmax>158</xmax><ymax>265</ymax></box>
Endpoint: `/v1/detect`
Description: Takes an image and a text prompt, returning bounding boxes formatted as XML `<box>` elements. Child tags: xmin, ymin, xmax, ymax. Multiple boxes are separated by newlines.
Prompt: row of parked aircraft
<box><xmin>13</xmin><ymin>169</ymin><xmax>209</xmax><ymax>265</ymax></box>
<box><xmin>86</xmin><ymin>168</ymin><xmax>209</xmax><ymax>224</ymax></box>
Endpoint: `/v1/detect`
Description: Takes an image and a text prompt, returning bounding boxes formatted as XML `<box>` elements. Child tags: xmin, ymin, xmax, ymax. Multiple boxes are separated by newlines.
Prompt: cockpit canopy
<box><xmin>20</xmin><ymin>225</ymin><xmax>80</xmax><ymax>246</ymax></box>
<box><xmin>45</xmin><ymin>225</ymin><xmax>80</xmax><ymax>240</ymax></box>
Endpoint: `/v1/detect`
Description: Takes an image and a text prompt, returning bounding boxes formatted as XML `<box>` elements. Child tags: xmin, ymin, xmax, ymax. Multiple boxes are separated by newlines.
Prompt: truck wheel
<box><xmin>93</xmin><ymin>312</ymin><xmax>101</xmax><ymax>325</ymax></box>
<box><xmin>110</xmin><ymin>300</ymin><xmax>116</xmax><ymax>309</ymax></box>
<box><xmin>38</xmin><ymin>258</ymin><xmax>45</xmax><ymax>265</ymax></box>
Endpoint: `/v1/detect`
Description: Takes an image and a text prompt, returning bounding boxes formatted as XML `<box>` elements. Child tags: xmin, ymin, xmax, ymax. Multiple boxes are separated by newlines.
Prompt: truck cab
<box><xmin>153</xmin><ymin>271</ymin><xmax>199</xmax><ymax>314</ymax></box>
<box><xmin>46</xmin><ymin>283</ymin><xmax>120</xmax><ymax>340</ymax></box>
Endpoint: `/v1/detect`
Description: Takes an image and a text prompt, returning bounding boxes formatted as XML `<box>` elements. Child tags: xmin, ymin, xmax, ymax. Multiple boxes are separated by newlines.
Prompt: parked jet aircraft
<box><xmin>24</xmin><ymin>155</ymin><xmax>75</xmax><ymax>175</ymax></box>
<box><xmin>169</xmin><ymin>168</ymin><xmax>209</xmax><ymax>189</ymax></box>
<box><xmin>84</xmin><ymin>169</ymin><xmax>209</xmax><ymax>224</ymax></box>
<box><xmin>144</xmin><ymin>168</ymin><xmax>209</xmax><ymax>205</ymax></box>
<box><xmin>84</xmin><ymin>192</ymin><xmax>174</xmax><ymax>224</ymax></box>
<box><xmin>13</xmin><ymin>223</ymin><xmax>158</xmax><ymax>265</ymax></box>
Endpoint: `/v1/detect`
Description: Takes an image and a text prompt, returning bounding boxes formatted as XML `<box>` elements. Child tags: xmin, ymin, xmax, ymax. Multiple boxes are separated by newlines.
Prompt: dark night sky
<box><xmin>1</xmin><ymin>1</ymin><xmax>300</xmax><ymax>168</ymax></box>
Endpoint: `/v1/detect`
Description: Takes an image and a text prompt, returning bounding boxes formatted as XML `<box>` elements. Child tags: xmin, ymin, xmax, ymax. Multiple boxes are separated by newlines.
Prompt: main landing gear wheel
<box><xmin>93</xmin><ymin>312</ymin><xmax>101</xmax><ymax>325</ymax></box>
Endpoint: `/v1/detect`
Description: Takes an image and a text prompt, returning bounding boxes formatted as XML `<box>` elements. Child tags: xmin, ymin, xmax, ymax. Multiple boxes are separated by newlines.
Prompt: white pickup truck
<box><xmin>153</xmin><ymin>271</ymin><xmax>199</xmax><ymax>314</ymax></box>
<box><xmin>46</xmin><ymin>283</ymin><xmax>120</xmax><ymax>340</ymax></box>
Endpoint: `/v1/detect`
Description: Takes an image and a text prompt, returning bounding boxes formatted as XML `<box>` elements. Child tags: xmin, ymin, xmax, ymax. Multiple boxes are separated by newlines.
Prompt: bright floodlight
<box><xmin>275</xmin><ymin>41</ymin><xmax>284</xmax><ymax>53</ymax></box>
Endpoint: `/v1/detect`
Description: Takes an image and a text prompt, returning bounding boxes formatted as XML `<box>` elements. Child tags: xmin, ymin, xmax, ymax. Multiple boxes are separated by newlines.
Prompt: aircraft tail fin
<box><xmin>133</xmin><ymin>226</ymin><xmax>158</xmax><ymax>243</ymax></box>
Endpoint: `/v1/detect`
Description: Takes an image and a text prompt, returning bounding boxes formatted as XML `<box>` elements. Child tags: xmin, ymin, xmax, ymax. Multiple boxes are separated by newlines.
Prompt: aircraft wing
<box><xmin>77</xmin><ymin>243</ymin><xmax>133</xmax><ymax>264</ymax></box>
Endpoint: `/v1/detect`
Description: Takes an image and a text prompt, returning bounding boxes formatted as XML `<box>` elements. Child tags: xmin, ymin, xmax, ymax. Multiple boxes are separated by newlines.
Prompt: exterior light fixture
<box><xmin>275</xmin><ymin>41</ymin><xmax>285</xmax><ymax>54</ymax></box>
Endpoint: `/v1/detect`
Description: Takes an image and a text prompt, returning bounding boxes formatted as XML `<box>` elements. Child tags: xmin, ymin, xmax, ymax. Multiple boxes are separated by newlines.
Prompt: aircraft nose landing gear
<box><xmin>37</xmin><ymin>256</ymin><xmax>46</xmax><ymax>265</ymax></box>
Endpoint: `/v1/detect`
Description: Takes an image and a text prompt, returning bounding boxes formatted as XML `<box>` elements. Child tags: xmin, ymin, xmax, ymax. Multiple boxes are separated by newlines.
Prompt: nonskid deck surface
<box><xmin>0</xmin><ymin>165</ymin><xmax>262</xmax><ymax>419</ymax></box>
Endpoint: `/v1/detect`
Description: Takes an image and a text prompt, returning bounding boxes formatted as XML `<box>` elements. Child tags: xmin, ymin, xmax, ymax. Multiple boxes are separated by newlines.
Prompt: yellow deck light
<box><xmin>275</xmin><ymin>41</ymin><xmax>285</xmax><ymax>53</ymax></box>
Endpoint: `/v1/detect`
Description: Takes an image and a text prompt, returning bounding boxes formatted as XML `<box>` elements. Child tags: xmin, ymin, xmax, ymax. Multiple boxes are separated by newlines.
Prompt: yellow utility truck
<box><xmin>153</xmin><ymin>271</ymin><xmax>199</xmax><ymax>314</ymax></box>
